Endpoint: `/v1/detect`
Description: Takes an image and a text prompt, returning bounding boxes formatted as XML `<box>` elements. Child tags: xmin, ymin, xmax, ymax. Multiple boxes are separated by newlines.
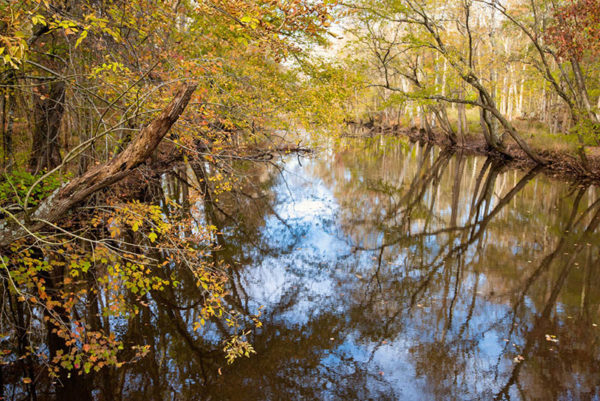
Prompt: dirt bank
<box><xmin>344</xmin><ymin>124</ymin><xmax>600</xmax><ymax>183</ymax></box>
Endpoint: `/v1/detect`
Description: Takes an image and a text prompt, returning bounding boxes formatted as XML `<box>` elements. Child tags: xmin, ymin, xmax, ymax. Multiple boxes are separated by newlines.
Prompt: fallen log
<box><xmin>0</xmin><ymin>84</ymin><xmax>197</xmax><ymax>250</ymax></box>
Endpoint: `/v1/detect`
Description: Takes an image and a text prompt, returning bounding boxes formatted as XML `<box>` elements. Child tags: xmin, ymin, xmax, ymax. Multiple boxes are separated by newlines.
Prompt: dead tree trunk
<box><xmin>457</xmin><ymin>85</ymin><xmax>468</xmax><ymax>141</ymax></box>
<box><xmin>431</xmin><ymin>104</ymin><xmax>457</xmax><ymax>144</ymax></box>
<box><xmin>0</xmin><ymin>84</ymin><xmax>197</xmax><ymax>250</ymax></box>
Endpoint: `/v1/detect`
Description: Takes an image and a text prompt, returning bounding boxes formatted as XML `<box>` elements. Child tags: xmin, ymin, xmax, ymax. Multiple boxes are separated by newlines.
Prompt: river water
<box><xmin>150</xmin><ymin>136</ymin><xmax>600</xmax><ymax>400</ymax></box>
<box><xmin>27</xmin><ymin>136</ymin><xmax>600</xmax><ymax>400</ymax></box>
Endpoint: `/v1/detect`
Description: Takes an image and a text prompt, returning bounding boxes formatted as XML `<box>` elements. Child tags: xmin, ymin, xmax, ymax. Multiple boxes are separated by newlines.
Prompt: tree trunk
<box><xmin>479</xmin><ymin>101</ymin><xmax>503</xmax><ymax>152</ymax></box>
<box><xmin>518</xmin><ymin>66</ymin><xmax>525</xmax><ymax>117</ymax></box>
<box><xmin>432</xmin><ymin>104</ymin><xmax>457</xmax><ymax>144</ymax></box>
<box><xmin>1</xmin><ymin>72</ymin><xmax>16</xmax><ymax>173</ymax></box>
<box><xmin>469</xmin><ymin>75</ymin><xmax>545</xmax><ymax>164</ymax></box>
<box><xmin>571</xmin><ymin>58</ymin><xmax>596</xmax><ymax>122</ymax></box>
<box><xmin>0</xmin><ymin>84</ymin><xmax>197</xmax><ymax>250</ymax></box>
<box><xmin>29</xmin><ymin>81</ymin><xmax>66</xmax><ymax>174</ymax></box>
<box><xmin>457</xmin><ymin>85</ymin><xmax>468</xmax><ymax>140</ymax></box>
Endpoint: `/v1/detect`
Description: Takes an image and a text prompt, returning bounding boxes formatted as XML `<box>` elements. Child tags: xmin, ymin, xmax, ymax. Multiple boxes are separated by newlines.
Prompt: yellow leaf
<box><xmin>75</xmin><ymin>30</ymin><xmax>88</xmax><ymax>48</ymax></box>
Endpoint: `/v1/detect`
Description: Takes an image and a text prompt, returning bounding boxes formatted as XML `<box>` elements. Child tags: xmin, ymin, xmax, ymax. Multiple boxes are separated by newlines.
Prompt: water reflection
<box><xmin>305</xmin><ymin>139</ymin><xmax>600</xmax><ymax>400</ymax></box>
<box><xmin>4</xmin><ymin>137</ymin><xmax>600</xmax><ymax>400</ymax></box>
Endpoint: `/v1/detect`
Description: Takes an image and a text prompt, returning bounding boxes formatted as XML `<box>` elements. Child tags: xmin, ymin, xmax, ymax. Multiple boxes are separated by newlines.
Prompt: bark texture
<box><xmin>29</xmin><ymin>81</ymin><xmax>66</xmax><ymax>174</ymax></box>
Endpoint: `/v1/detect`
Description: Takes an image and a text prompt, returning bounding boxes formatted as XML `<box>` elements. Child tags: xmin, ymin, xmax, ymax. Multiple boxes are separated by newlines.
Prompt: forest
<box><xmin>0</xmin><ymin>0</ymin><xmax>599</xmax><ymax>400</ymax></box>
<box><xmin>341</xmin><ymin>0</ymin><xmax>600</xmax><ymax>174</ymax></box>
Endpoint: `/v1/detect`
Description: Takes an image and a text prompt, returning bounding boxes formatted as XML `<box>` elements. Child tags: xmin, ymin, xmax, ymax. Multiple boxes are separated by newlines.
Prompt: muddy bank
<box><xmin>344</xmin><ymin>124</ymin><xmax>600</xmax><ymax>183</ymax></box>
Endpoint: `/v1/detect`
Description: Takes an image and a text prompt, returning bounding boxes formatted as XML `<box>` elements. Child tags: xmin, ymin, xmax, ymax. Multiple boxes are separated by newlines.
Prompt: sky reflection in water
<box><xmin>219</xmin><ymin>138</ymin><xmax>600</xmax><ymax>401</ymax></box>
<box><xmin>28</xmin><ymin>137</ymin><xmax>597</xmax><ymax>401</ymax></box>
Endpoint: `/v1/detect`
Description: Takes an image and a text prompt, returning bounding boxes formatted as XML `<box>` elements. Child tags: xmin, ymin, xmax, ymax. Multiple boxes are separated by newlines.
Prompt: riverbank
<box><xmin>343</xmin><ymin>124</ymin><xmax>600</xmax><ymax>183</ymax></box>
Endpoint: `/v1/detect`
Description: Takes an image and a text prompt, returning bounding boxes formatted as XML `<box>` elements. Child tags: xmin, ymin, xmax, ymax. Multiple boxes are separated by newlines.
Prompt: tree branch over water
<box><xmin>0</xmin><ymin>84</ymin><xmax>197</xmax><ymax>250</ymax></box>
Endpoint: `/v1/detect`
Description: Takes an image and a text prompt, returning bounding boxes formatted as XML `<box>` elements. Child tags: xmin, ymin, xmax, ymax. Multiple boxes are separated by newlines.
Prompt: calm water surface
<box><xmin>158</xmin><ymin>137</ymin><xmax>600</xmax><ymax>400</ymax></box>
<box><xmin>39</xmin><ymin>137</ymin><xmax>600</xmax><ymax>400</ymax></box>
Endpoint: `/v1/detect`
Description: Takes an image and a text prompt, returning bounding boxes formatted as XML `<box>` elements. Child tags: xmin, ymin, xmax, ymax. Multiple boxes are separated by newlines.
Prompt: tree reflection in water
<box><xmin>3</xmin><ymin>137</ymin><xmax>599</xmax><ymax>400</ymax></box>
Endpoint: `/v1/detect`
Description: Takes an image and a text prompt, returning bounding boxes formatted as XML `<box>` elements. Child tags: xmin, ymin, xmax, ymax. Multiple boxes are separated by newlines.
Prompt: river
<box><xmin>17</xmin><ymin>136</ymin><xmax>600</xmax><ymax>400</ymax></box>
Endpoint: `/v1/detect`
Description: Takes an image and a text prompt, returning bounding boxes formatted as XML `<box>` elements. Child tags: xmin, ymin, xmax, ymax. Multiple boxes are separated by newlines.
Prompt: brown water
<box><xmin>12</xmin><ymin>136</ymin><xmax>600</xmax><ymax>400</ymax></box>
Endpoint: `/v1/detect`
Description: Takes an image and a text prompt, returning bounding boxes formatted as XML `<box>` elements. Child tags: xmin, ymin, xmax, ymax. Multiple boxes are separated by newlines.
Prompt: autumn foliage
<box><xmin>0</xmin><ymin>0</ymin><xmax>340</xmax><ymax>396</ymax></box>
<box><xmin>546</xmin><ymin>0</ymin><xmax>600</xmax><ymax>60</ymax></box>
